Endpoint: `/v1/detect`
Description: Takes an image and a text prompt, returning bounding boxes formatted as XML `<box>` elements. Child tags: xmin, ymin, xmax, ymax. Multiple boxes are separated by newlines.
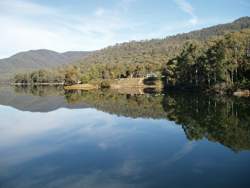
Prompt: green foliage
<box><xmin>14</xmin><ymin>27</ymin><xmax>250</xmax><ymax>93</ymax></box>
<box><xmin>64</xmin><ymin>66</ymin><xmax>81</xmax><ymax>85</ymax></box>
<box><xmin>14</xmin><ymin>69</ymin><xmax>65</xmax><ymax>84</ymax></box>
<box><xmin>165</xmin><ymin>29</ymin><xmax>250</xmax><ymax>91</ymax></box>
<box><xmin>100</xmin><ymin>80</ymin><xmax>111</xmax><ymax>89</ymax></box>
<box><xmin>14</xmin><ymin>73</ymin><xmax>29</xmax><ymax>84</ymax></box>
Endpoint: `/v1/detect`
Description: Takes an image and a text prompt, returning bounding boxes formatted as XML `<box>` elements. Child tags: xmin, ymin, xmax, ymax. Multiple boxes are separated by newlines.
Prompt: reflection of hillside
<box><xmin>14</xmin><ymin>85</ymin><xmax>65</xmax><ymax>97</ymax></box>
<box><xmin>0</xmin><ymin>86</ymin><xmax>249</xmax><ymax>151</ymax></box>
<box><xmin>0</xmin><ymin>86</ymin><xmax>88</xmax><ymax>112</ymax></box>
<box><xmin>65</xmin><ymin>90</ymin><xmax>167</xmax><ymax>119</ymax></box>
<box><xmin>65</xmin><ymin>90</ymin><xmax>250</xmax><ymax>151</ymax></box>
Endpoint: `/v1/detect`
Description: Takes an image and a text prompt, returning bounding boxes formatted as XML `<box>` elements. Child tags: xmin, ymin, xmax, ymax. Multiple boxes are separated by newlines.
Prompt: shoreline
<box><xmin>9</xmin><ymin>81</ymin><xmax>250</xmax><ymax>97</ymax></box>
<box><xmin>233</xmin><ymin>90</ymin><xmax>250</xmax><ymax>97</ymax></box>
<box><xmin>11</xmin><ymin>83</ymin><xmax>64</xmax><ymax>86</ymax></box>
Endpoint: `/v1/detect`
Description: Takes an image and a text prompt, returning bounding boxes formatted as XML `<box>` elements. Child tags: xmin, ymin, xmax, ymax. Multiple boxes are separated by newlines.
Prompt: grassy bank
<box><xmin>63</xmin><ymin>77</ymin><xmax>164</xmax><ymax>91</ymax></box>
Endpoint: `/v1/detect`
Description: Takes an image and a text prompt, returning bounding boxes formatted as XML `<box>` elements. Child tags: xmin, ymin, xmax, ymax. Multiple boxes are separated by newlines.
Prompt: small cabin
<box><xmin>247</xmin><ymin>48</ymin><xmax>250</xmax><ymax>57</ymax></box>
<box><xmin>146</xmin><ymin>73</ymin><xmax>157</xmax><ymax>78</ymax></box>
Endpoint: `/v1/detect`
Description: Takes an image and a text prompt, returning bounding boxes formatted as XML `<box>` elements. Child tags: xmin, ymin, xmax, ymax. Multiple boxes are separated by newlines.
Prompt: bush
<box><xmin>100</xmin><ymin>80</ymin><xmax>111</xmax><ymax>88</ymax></box>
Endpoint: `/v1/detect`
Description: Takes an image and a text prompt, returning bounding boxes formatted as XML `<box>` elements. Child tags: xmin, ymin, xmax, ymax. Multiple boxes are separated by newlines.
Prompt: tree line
<box><xmin>163</xmin><ymin>29</ymin><xmax>250</xmax><ymax>92</ymax></box>
<box><xmin>14</xmin><ymin>29</ymin><xmax>250</xmax><ymax>92</ymax></box>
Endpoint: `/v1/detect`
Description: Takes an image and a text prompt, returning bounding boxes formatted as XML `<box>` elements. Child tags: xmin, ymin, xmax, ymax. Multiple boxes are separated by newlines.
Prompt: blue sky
<box><xmin>0</xmin><ymin>0</ymin><xmax>249</xmax><ymax>58</ymax></box>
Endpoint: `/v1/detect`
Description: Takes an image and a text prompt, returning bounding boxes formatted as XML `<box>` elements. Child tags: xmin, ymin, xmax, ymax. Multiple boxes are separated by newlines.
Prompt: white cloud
<box><xmin>0</xmin><ymin>0</ymin><xmax>204</xmax><ymax>58</ymax></box>
<box><xmin>94</xmin><ymin>7</ymin><xmax>105</xmax><ymax>16</ymax></box>
<box><xmin>175</xmin><ymin>0</ymin><xmax>194</xmax><ymax>15</ymax></box>
<box><xmin>189</xmin><ymin>17</ymin><xmax>198</xmax><ymax>25</ymax></box>
<box><xmin>0</xmin><ymin>0</ymin><xmax>140</xmax><ymax>58</ymax></box>
<box><xmin>239</xmin><ymin>0</ymin><xmax>250</xmax><ymax>8</ymax></box>
<box><xmin>119</xmin><ymin>0</ymin><xmax>138</xmax><ymax>11</ymax></box>
<box><xmin>0</xmin><ymin>0</ymin><xmax>54</xmax><ymax>15</ymax></box>
<box><xmin>174</xmin><ymin>0</ymin><xmax>198</xmax><ymax>25</ymax></box>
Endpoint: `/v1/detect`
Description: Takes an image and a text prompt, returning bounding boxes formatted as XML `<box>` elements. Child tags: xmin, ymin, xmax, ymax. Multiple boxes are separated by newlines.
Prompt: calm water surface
<box><xmin>0</xmin><ymin>86</ymin><xmax>249</xmax><ymax>188</ymax></box>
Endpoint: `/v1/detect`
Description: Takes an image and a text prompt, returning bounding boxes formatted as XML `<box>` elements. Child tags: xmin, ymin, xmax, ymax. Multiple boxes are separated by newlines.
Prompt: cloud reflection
<box><xmin>1</xmin><ymin>104</ymin><xmax>238</xmax><ymax>188</ymax></box>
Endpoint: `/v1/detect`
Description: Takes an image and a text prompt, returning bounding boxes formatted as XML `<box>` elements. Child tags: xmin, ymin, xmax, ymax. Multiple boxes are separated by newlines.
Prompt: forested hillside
<box><xmin>74</xmin><ymin>16</ymin><xmax>250</xmax><ymax>71</ymax></box>
<box><xmin>13</xmin><ymin>17</ymin><xmax>250</xmax><ymax>93</ymax></box>
<box><xmin>0</xmin><ymin>50</ymin><xmax>90</xmax><ymax>82</ymax></box>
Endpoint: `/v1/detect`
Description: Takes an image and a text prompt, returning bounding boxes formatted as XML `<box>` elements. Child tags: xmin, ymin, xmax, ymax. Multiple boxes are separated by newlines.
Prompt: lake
<box><xmin>0</xmin><ymin>86</ymin><xmax>250</xmax><ymax>188</ymax></box>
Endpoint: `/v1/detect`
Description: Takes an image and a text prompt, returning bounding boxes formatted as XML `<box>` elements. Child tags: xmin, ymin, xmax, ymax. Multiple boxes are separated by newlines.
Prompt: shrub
<box><xmin>100</xmin><ymin>80</ymin><xmax>111</xmax><ymax>88</ymax></box>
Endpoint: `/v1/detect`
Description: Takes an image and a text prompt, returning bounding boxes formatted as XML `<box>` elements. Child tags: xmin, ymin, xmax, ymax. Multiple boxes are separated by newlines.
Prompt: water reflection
<box><xmin>64</xmin><ymin>89</ymin><xmax>250</xmax><ymax>152</ymax></box>
<box><xmin>1</xmin><ymin>86</ymin><xmax>250</xmax><ymax>151</ymax></box>
<box><xmin>0</xmin><ymin>86</ymin><xmax>250</xmax><ymax>188</ymax></box>
<box><xmin>0</xmin><ymin>106</ymin><xmax>187</xmax><ymax>188</ymax></box>
<box><xmin>0</xmin><ymin>86</ymin><xmax>89</xmax><ymax>112</ymax></box>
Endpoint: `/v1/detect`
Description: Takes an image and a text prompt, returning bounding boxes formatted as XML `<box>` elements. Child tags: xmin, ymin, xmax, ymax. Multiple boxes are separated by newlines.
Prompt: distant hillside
<box><xmin>0</xmin><ymin>49</ymin><xmax>90</xmax><ymax>82</ymax></box>
<box><xmin>60</xmin><ymin>16</ymin><xmax>248</xmax><ymax>92</ymax></box>
<box><xmin>170</xmin><ymin>16</ymin><xmax>250</xmax><ymax>40</ymax></box>
<box><xmin>77</xmin><ymin>17</ymin><xmax>250</xmax><ymax>67</ymax></box>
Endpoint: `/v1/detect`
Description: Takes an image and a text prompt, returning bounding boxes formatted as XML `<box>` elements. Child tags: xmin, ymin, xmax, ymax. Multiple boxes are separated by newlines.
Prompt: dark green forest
<box><xmin>14</xmin><ymin>17</ymin><xmax>250</xmax><ymax>93</ymax></box>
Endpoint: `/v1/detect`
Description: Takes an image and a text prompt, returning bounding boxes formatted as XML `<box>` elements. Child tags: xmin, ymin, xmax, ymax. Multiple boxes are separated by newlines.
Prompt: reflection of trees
<box><xmin>162</xmin><ymin>93</ymin><xmax>250</xmax><ymax>152</ymax></box>
<box><xmin>13</xmin><ymin>86</ymin><xmax>250</xmax><ymax>151</ymax></box>
<box><xmin>65</xmin><ymin>90</ymin><xmax>167</xmax><ymax>119</ymax></box>
<box><xmin>14</xmin><ymin>85</ymin><xmax>64</xmax><ymax>97</ymax></box>
<box><xmin>65</xmin><ymin>90</ymin><xmax>250</xmax><ymax>152</ymax></box>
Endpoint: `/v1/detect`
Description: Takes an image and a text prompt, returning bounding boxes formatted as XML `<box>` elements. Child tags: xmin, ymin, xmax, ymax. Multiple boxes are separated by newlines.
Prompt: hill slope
<box><xmin>0</xmin><ymin>49</ymin><xmax>90</xmax><ymax>82</ymax></box>
<box><xmin>77</xmin><ymin>17</ymin><xmax>250</xmax><ymax>67</ymax></box>
<box><xmin>170</xmin><ymin>16</ymin><xmax>250</xmax><ymax>40</ymax></box>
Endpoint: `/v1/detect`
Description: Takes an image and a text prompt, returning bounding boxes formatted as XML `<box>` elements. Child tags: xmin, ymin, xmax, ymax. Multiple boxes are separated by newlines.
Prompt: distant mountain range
<box><xmin>0</xmin><ymin>50</ymin><xmax>90</xmax><ymax>82</ymax></box>
<box><xmin>0</xmin><ymin>16</ymin><xmax>250</xmax><ymax>83</ymax></box>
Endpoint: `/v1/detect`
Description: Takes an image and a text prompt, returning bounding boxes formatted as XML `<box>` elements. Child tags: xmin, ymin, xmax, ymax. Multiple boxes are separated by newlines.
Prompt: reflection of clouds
<box><xmin>98</xmin><ymin>142</ymin><xmax>109</xmax><ymax>150</ymax></box>
<box><xmin>37</xmin><ymin>172</ymin><xmax>142</xmax><ymax>188</ymax></box>
<box><xmin>0</xmin><ymin>105</ymin><xmax>119</xmax><ymax>167</ymax></box>
<box><xmin>0</xmin><ymin>104</ymin><xmax>184</xmax><ymax>188</ymax></box>
<box><xmin>0</xmin><ymin>105</ymin><xmax>177</xmax><ymax>168</ymax></box>
<box><xmin>162</xmin><ymin>141</ymin><xmax>196</xmax><ymax>166</ymax></box>
<box><xmin>0</xmin><ymin>106</ymin><xmax>113</xmax><ymax>148</ymax></box>
<box><xmin>0</xmin><ymin>144</ymin><xmax>60</xmax><ymax>168</ymax></box>
<box><xmin>117</xmin><ymin>160</ymin><xmax>142</xmax><ymax>177</ymax></box>
<box><xmin>6</xmin><ymin>163</ymin><xmax>145</xmax><ymax>188</ymax></box>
